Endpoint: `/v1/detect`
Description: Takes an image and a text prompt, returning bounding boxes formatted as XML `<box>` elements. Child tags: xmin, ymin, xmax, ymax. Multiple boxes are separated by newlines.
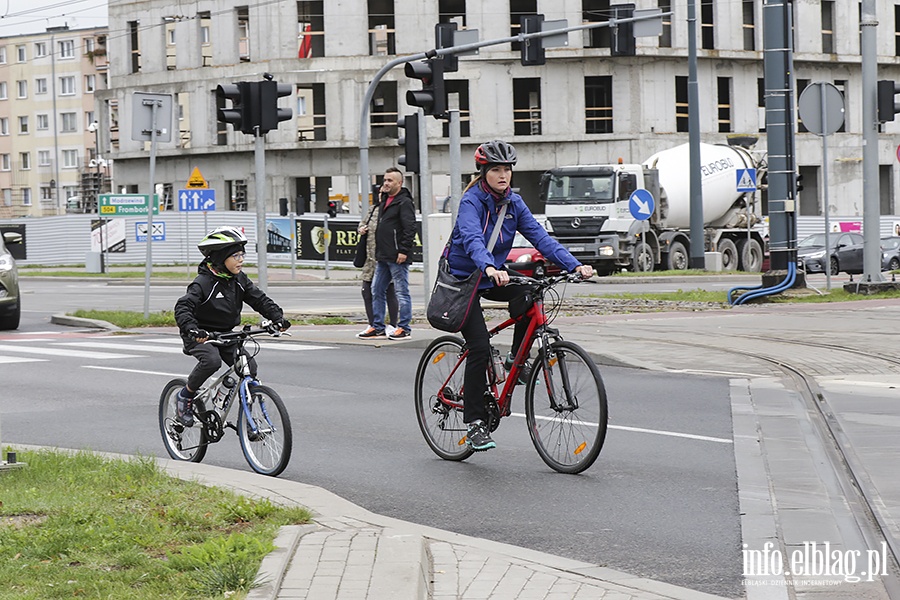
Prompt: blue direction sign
<box><xmin>136</xmin><ymin>221</ymin><xmax>165</xmax><ymax>242</ymax></box>
<box><xmin>629</xmin><ymin>189</ymin><xmax>655</xmax><ymax>221</ymax></box>
<box><xmin>178</xmin><ymin>188</ymin><xmax>216</xmax><ymax>212</ymax></box>
<box><xmin>736</xmin><ymin>168</ymin><xmax>757</xmax><ymax>193</ymax></box>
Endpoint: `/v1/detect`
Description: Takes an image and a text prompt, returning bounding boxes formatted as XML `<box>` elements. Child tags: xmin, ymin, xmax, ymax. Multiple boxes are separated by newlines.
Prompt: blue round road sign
<box><xmin>629</xmin><ymin>189</ymin><xmax>655</xmax><ymax>220</ymax></box>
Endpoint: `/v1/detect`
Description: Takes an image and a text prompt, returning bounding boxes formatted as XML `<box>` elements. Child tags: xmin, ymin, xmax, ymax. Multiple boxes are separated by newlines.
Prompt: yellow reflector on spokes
<box><xmin>549</xmin><ymin>357</ymin><xmax>558</xmax><ymax>368</ymax></box>
<box><xmin>433</xmin><ymin>352</ymin><xmax>446</xmax><ymax>364</ymax></box>
<box><xmin>574</xmin><ymin>442</ymin><xmax>587</xmax><ymax>455</ymax></box>
<box><xmin>459</xmin><ymin>436</ymin><xmax>468</xmax><ymax>446</ymax></box>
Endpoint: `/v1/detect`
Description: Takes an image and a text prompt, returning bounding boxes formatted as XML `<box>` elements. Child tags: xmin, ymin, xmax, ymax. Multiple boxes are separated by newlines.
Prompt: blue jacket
<box><xmin>445</xmin><ymin>181</ymin><xmax>581</xmax><ymax>289</ymax></box>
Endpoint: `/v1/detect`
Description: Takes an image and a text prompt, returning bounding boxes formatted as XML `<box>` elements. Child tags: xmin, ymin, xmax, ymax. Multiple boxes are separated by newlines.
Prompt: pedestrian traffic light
<box><xmin>610</xmin><ymin>3</ymin><xmax>636</xmax><ymax>57</ymax></box>
<box><xmin>877</xmin><ymin>80</ymin><xmax>900</xmax><ymax>123</ymax></box>
<box><xmin>216</xmin><ymin>82</ymin><xmax>251</xmax><ymax>134</ymax></box>
<box><xmin>259</xmin><ymin>80</ymin><xmax>293</xmax><ymax>134</ymax></box>
<box><xmin>279</xmin><ymin>197</ymin><xmax>289</xmax><ymax>216</ymax></box>
<box><xmin>327</xmin><ymin>200</ymin><xmax>338</xmax><ymax>218</ymax></box>
<box><xmin>520</xmin><ymin>15</ymin><xmax>545</xmax><ymax>66</ymax></box>
<box><xmin>405</xmin><ymin>58</ymin><xmax>446</xmax><ymax>117</ymax></box>
<box><xmin>397</xmin><ymin>113</ymin><xmax>421</xmax><ymax>173</ymax></box>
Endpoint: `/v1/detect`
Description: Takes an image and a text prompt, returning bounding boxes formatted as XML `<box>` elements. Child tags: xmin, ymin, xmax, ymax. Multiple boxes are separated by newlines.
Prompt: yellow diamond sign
<box><xmin>187</xmin><ymin>167</ymin><xmax>208</xmax><ymax>189</ymax></box>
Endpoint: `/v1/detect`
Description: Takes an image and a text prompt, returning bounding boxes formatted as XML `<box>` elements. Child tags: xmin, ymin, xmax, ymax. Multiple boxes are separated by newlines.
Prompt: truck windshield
<box><xmin>545</xmin><ymin>174</ymin><xmax>615</xmax><ymax>205</ymax></box>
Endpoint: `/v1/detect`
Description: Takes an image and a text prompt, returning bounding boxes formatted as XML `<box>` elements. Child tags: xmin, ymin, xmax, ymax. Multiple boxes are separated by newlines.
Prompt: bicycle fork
<box><xmin>538</xmin><ymin>333</ymin><xmax>579</xmax><ymax>413</ymax></box>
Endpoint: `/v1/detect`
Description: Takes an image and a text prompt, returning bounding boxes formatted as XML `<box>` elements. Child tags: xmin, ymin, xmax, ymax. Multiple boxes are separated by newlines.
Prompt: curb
<box><xmin>50</xmin><ymin>313</ymin><xmax>120</xmax><ymax>330</ymax></box>
<box><xmin>247</xmin><ymin>524</ymin><xmax>315</xmax><ymax>600</ymax></box>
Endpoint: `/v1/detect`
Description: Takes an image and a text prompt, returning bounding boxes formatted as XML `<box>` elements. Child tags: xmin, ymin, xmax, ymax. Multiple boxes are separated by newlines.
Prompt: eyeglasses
<box><xmin>229</xmin><ymin>251</ymin><xmax>246</xmax><ymax>261</ymax></box>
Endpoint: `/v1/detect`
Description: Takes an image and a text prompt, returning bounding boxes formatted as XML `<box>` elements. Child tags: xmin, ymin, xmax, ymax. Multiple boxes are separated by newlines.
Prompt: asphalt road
<box><xmin>1</xmin><ymin>316</ymin><xmax>742</xmax><ymax>597</ymax></box>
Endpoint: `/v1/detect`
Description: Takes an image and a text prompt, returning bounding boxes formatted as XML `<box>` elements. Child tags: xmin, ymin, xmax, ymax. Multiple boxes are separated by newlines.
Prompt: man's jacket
<box><xmin>375</xmin><ymin>187</ymin><xmax>416</xmax><ymax>262</ymax></box>
<box><xmin>445</xmin><ymin>181</ymin><xmax>580</xmax><ymax>289</ymax></box>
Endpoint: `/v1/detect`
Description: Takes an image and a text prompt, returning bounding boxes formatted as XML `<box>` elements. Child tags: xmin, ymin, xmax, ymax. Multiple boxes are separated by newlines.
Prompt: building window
<box><xmin>583</xmin><ymin>0</ymin><xmax>611</xmax><ymax>49</ymax></box>
<box><xmin>822</xmin><ymin>1</ymin><xmax>834</xmax><ymax>54</ymax></box>
<box><xmin>895</xmin><ymin>5</ymin><xmax>900</xmax><ymax>56</ymax></box>
<box><xmin>20</xmin><ymin>152</ymin><xmax>31</xmax><ymax>170</ymax></box>
<box><xmin>62</xmin><ymin>149</ymin><xmax>78</xmax><ymax>168</ymax></box>
<box><xmin>370</xmin><ymin>81</ymin><xmax>398</xmax><ymax>139</ymax></box>
<box><xmin>35</xmin><ymin>78</ymin><xmax>47</xmax><ymax>94</ymax></box>
<box><xmin>510</xmin><ymin>0</ymin><xmax>538</xmax><ymax>53</ymax></box>
<box><xmin>833</xmin><ymin>80</ymin><xmax>847</xmax><ymax>133</ymax></box>
<box><xmin>35</xmin><ymin>41</ymin><xmax>47</xmax><ymax>57</ymax></box>
<box><xmin>40</xmin><ymin>187</ymin><xmax>53</xmax><ymax>201</ymax></box>
<box><xmin>513</xmin><ymin>78</ymin><xmax>542</xmax><ymax>136</ymax></box>
<box><xmin>60</xmin><ymin>76</ymin><xmax>75</xmax><ymax>95</ymax></box>
<box><xmin>743</xmin><ymin>0</ymin><xmax>755</xmax><ymax>51</ymax></box>
<box><xmin>84</xmin><ymin>37</ymin><xmax>94</xmax><ymax>53</ymax></box>
<box><xmin>0</xmin><ymin>47</ymin><xmax>6</xmax><ymax>63</ymax></box>
<box><xmin>38</xmin><ymin>150</ymin><xmax>51</xmax><ymax>166</ymax></box>
<box><xmin>0</xmin><ymin>154</ymin><xmax>9</xmax><ymax>170</ymax></box>
<box><xmin>0</xmin><ymin>118</ymin><xmax>7</xmax><ymax>135</ymax></box>
<box><xmin>297</xmin><ymin>2</ymin><xmax>324</xmax><ymax>58</ymax></box>
<box><xmin>0</xmin><ymin>82</ymin><xmax>6</xmax><ymax>100</ymax></box>
<box><xmin>442</xmin><ymin>80</ymin><xmax>471</xmax><ymax>138</ymax></box>
<box><xmin>37</xmin><ymin>114</ymin><xmax>49</xmax><ymax>130</ymax></box>
<box><xmin>85</xmin><ymin>111</ymin><xmax>95</xmax><ymax>129</ymax></box>
<box><xmin>659</xmin><ymin>0</ymin><xmax>672</xmax><ymax>48</ymax></box>
<box><xmin>676</xmin><ymin>76</ymin><xmax>689</xmax><ymax>132</ymax></box>
<box><xmin>238</xmin><ymin>6</ymin><xmax>251</xmax><ymax>62</ymax></box>
<box><xmin>61</xmin><ymin>112</ymin><xmax>77</xmax><ymax>133</ymax></box>
<box><xmin>22</xmin><ymin>188</ymin><xmax>32</xmax><ymax>206</ymax></box>
<box><xmin>796</xmin><ymin>78</ymin><xmax>810</xmax><ymax>133</ymax></box>
<box><xmin>296</xmin><ymin>83</ymin><xmax>326</xmax><ymax>141</ymax></box>
<box><xmin>758</xmin><ymin>77</ymin><xmax>766</xmax><ymax>132</ymax></box>
<box><xmin>58</xmin><ymin>40</ymin><xmax>74</xmax><ymax>58</ymax></box>
<box><xmin>16</xmin><ymin>80</ymin><xmax>27</xmax><ymax>98</ymax></box>
<box><xmin>165</xmin><ymin>17</ymin><xmax>177</xmax><ymax>70</ymax></box>
<box><xmin>439</xmin><ymin>0</ymin><xmax>467</xmax><ymax>27</ymax></box>
<box><xmin>85</xmin><ymin>74</ymin><xmax>96</xmax><ymax>93</ymax></box>
<box><xmin>701</xmin><ymin>0</ymin><xmax>714</xmax><ymax>49</ymax></box>
<box><xmin>368</xmin><ymin>0</ymin><xmax>395</xmax><ymax>56</ymax></box>
<box><xmin>128</xmin><ymin>21</ymin><xmax>141</xmax><ymax>73</ymax></box>
<box><xmin>17</xmin><ymin>45</ymin><xmax>26</xmax><ymax>62</ymax></box>
<box><xmin>18</xmin><ymin>116</ymin><xmax>28</xmax><ymax>134</ymax></box>
<box><xmin>717</xmin><ymin>77</ymin><xmax>732</xmax><ymax>133</ymax></box>
<box><xmin>585</xmin><ymin>75</ymin><xmax>613</xmax><ymax>134</ymax></box>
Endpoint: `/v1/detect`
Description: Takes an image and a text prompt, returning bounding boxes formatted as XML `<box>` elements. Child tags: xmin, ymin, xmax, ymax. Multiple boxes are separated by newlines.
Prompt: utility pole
<box><xmin>861</xmin><ymin>0</ymin><xmax>884</xmax><ymax>283</ymax></box>
<box><xmin>687</xmin><ymin>0</ymin><xmax>704</xmax><ymax>269</ymax></box>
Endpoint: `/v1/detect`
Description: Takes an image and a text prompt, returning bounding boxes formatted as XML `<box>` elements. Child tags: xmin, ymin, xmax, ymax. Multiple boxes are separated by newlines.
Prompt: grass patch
<box><xmin>608</xmin><ymin>269</ymin><xmax>746</xmax><ymax>277</ymax></box>
<box><xmin>68</xmin><ymin>310</ymin><xmax>352</xmax><ymax>329</ymax></box>
<box><xmin>595</xmin><ymin>286</ymin><xmax>900</xmax><ymax>304</ymax></box>
<box><xmin>596</xmin><ymin>289</ymin><xmax>729</xmax><ymax>303</ymax></box>
<box><xmin>0</xmin><ymin>449</ymin><xmax>311</xmax><ymax>600</ymax></box>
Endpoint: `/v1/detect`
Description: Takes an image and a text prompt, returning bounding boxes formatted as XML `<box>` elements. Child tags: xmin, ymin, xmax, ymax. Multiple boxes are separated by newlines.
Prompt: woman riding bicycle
<box><xmin>446</xmin><ymin>140</ymin><xmax>594</xmax><ymax>452</ymax></box>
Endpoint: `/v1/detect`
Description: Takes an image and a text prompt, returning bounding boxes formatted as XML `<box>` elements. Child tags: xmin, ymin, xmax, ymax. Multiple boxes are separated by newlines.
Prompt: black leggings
<box><xmin>460</xmin><ymin>285</ymin><xmax>531</xmax><ymax>424</ymax></box>
<box><xmin>184</xmin><ymin>342</ymin><xmax>257</xmax><ymax>392</ymax></box>
<box><xmin>362</xmin><ymin>279</ymin><xmax>398</xmax><ymax>327</ymax></box>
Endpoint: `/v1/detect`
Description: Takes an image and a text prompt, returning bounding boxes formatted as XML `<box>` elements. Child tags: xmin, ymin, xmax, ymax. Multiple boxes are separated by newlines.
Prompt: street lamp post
<box><xmin>87</xmin><ymin>121</ymin><xmax>106</xmax><ymax>273</ymax></box>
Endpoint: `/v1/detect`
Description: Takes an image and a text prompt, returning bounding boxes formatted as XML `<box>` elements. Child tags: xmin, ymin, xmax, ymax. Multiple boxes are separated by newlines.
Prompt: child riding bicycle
<box><xmin>173</xmin><ymin>226</ymin><xmax>290</xmax><ymax>427</ymax></box>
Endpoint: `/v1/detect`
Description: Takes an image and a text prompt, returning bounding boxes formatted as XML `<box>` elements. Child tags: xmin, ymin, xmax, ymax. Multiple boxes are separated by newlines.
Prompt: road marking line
<box><xmin>0</xmin><ymin>356</ymin><xmax>48</xmax><ymax>364</ymax></box>
<box><xmin>57</xmin><ymin>341</ymin><xmax>184</xmax><ymax>354</ymax></box>
<box><xmin>510</xmin><ymin>412</ymin><xmax>732</xmax><ymax>444</ymax></box>
<box><xmin>0</xmin><ymin>344</ymin><xmax>140</xmax><ymax>359</ymax></box>
<box><xmin>83</xmin><ymin>365</ymin><xmax>181</xmax><ymax>377</ymax></box>
<box><xmin>142</xmin><ymin>338</ymin><xmax>336</xmax><ymax>351</ymax></box>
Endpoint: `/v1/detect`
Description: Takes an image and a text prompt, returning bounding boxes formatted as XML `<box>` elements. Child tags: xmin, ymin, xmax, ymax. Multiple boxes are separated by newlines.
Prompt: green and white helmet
<box><xmin>197</xmin><ymin>226</ymin><xmax>248</xmax><ymax>258</ymax></box>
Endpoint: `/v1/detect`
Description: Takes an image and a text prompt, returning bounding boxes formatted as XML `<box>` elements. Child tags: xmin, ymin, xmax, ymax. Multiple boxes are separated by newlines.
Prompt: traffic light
<box><xmin>397</xmin><ymin>113</ymin><xmax>421</xmax><ymax>173</ymax></box>
<box><xmin>405</xmin><ymin>58</ymin><xmax>446</xmax><ymax>117</ymax></box>
<box><xmin>216</xmin><ymin>82</ymin><xmax>252</xmax><ymax>134</ymax></box>
<box><xmin>610</xmin><ymin>3</ymin><xmax>636</xmax><ymax>57</ymax></box>
<box><xmin>435</xmin><ymin>22</ymin><xmax>458</xmax><ymax>73</ymax></box>
<box><xmin>327</xmin><ymin>200</ymin><xmax>338</xmax><ymax>218</ymax></box>
<box><xmin>259</xmin><ymin>81</ymin><xmax>293</xmax><ymax>134</ymax></box>
<box><xmin>279</xmin><ymin>197</ymin><xmax>289</xmax><ymax>216</ymax></box>
<box><xmin>794</xmin><ymin>173</ymin><xmax>804</xmax><ymax>194</ymax></box>
<box><xmin>520</xmin><ymin>15</ymin><xmax>545</xmax><ymax>66</ymax></box>
<box><xmin>877</xmin><ymin>80</ymin><xmax>900</xmax><ymax>123</ymax></box>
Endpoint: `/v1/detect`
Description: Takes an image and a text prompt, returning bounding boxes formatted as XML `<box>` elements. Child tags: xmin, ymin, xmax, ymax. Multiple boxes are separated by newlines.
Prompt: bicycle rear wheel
<box><xmin>525</xmin><ymin>341</ymin><xmax>608</xmax><ymax>474</ymax></box>
<box><xmin>237</xmin><ymin>384</ymin><xmax>292</xmax><ymax>477</ymax></box>
<box><xmin>159</xmin><ymin>378</ymin><xmax>208</xmax><ymax>463</ymax></box>
<box><xmin>414</xmin><ymin>336</ymin><xmax>475</xmax><ymax>461</ymax></box>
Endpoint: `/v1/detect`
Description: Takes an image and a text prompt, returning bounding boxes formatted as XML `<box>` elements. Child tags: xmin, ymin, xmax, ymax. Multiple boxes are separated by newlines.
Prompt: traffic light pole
<box><xmin>255</xmin><ymin>129</ymin><xmax>269</xmax><ymax>292</ymax></box>
<box><xmin>861</xmin><ymin>0</ymin><xmax>884</xmax><ymax>283</ymax></box>
<box><xmin>449</xmin><ymin>109</ymin><xmax>462</xmax><ymax>225</ymax></box>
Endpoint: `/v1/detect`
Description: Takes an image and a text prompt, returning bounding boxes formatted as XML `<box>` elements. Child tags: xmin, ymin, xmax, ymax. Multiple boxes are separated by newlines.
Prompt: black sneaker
<box><xmin>466</xmin><ymin>421</ymin><xmax>496</xmax><ymax>451</ymax></box>
<box><xmin>504</xmin><ymin>353</ymin><xmax>532</xmax><ymax>385</ymax></box>
<box><xmin>388</xmin><ymin>328</ymin><xmax>411</xmax><ymax>340</ymax></box>
<box><xmin>357</xmin><ymin>327</ymin><xmax>386</xmax><ymax>339</ymax></box>
<box><xmin>175</xmin><ymin>389</ymin><xmax>195</xmax><ymax>427</ymax></box>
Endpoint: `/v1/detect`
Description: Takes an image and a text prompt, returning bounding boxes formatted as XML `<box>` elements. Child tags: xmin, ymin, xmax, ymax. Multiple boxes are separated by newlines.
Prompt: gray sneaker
<box><xmin>466</xmin><ymin>420</ymin><xmax>496</xmax><ymax>451</ymax></box>
<box><xmin>175</xmin><ymin>389</ymin><xmax>195</xmax><ymax>427</ymax></box>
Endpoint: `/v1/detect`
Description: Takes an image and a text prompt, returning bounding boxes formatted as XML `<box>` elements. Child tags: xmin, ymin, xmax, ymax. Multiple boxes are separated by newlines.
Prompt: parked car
<box><xmin>0</xmin><ymin>231</ymin><xmax>22</xmax><ymax>330</ymax></box>
<box><xmin>882</xmin><ymin>236</ymin><xmax>900</xmax><ymax>271</ymax></box>
<box><xmin>796</xmin><ymin>232</ymin><xmax>865</xmax><ymax>275</ymax></box>
<box><xmin>505</xmin><ymin>233</ymin><xmax>561</xmax><ymax>279</ymax></box>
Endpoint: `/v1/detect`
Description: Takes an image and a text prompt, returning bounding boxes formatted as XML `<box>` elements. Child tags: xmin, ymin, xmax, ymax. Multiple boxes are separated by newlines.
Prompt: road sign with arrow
<box><xmin>178</xmin><ymin>189</ymin><xmax>216</xmax><ymax>212</ymax></box>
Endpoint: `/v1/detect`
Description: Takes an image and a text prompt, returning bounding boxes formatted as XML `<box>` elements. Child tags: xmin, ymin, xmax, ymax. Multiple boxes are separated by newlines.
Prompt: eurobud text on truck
<box><xmin>539</xmin><ymin>142</ymin><xmax>768</xmax><ymax>274</ymax></box>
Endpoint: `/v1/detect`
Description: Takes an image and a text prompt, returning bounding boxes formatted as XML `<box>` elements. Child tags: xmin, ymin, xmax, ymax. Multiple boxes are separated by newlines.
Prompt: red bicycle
<box><xmin>414</xmin><ymin>273</ymin><xmax>608</xmax><ymax>474</ymax></box>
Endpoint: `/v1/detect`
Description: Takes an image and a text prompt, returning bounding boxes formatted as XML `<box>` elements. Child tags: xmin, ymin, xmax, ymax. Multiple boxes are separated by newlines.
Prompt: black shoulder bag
<box><xmin>426</xmin><ymin>203</ymin><xmax>508</xmax><ymax>333</ymax></box>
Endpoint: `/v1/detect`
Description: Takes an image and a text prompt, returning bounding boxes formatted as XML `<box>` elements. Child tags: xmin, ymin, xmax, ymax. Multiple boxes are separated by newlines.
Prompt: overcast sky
<box><xmin>0</xmin><ymin>0</ymin><xmax>108</xmax><ymax>38</ymax></box>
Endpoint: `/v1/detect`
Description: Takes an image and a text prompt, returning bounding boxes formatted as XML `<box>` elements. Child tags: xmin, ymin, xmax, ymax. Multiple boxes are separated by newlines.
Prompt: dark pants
<box><xmin>362</xmin><ymin>280</ymin><xmax>398</xmax><ymax>327</ymax></box>
<box><xmin>184</xmin><ymin>342</ymin><xmax>257</xmax><ymax>392</ymax></box>
<box><xmin>460</xmin><ymin>285</ymin><xmax>531</xmax><ymax>424</ymax></box>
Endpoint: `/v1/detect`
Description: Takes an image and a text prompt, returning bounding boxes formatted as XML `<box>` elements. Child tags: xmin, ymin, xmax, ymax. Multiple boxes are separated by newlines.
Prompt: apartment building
<box><xmin>98</xmin><ymin>1</ymin><xmax>900</xmax><ymax>219</ymax></box>
<box><xmin>0</xmin><ymin>26</ymin><xmax>110</xmax><ymax>218</ymax></box>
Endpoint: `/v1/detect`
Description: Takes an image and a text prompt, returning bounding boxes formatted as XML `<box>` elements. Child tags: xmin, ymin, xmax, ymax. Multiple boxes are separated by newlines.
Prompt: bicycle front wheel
<box><xmin>159</xmin><ymin>378</ymin><xmax>208</xmax><ymax>463</ymax></box>
<box><xmin>414</xmin><ymin>336</ymin><xmax>474</xmax><ymax>461</ymax></box>
<box><xmin>237</xmin><ymin>384</ymin><xmax>292</xmax><ymax>477</ymax></box>
<box><xmin>525</xmin><ymin>341</ymin><xmax>608</xmax><ymax>474</ymax></box>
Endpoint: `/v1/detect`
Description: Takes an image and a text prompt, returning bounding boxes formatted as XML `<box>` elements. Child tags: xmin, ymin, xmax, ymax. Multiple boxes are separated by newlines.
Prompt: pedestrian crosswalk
<box><xmin>0</xmin><ymin>334</ymin><xmax>335</xmax><ymax>365</ymax></box>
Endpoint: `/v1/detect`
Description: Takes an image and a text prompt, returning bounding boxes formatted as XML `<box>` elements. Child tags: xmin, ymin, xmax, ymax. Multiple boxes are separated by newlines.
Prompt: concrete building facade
<box><xmin>0</xmin><ymin>26</ymin><xmax>110</xmax><ymax>218</ymax></box>
<box><xmin>99</xmin><ymin>1</ymin><xmax>900</xmax><ymax>220</ymax></box>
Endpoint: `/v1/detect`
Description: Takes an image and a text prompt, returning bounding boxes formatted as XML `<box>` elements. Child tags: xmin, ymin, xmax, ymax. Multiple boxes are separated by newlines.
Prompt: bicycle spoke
<box><xmin>415</xmin><ymin>337</ymin><xmax>474</xmax><ymax>461</ymax></box>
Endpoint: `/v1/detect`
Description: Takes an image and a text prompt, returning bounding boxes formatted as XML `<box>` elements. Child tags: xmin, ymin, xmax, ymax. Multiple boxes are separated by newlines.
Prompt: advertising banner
<box><xmin>91</xmin><ymin>219</ymin><xmax>126</xmax><ymax>253</ymax></box>
<box><xmin>294</xmin><ymin>217</ymin><xmax>423</xmax><ymax>263</ymax></box>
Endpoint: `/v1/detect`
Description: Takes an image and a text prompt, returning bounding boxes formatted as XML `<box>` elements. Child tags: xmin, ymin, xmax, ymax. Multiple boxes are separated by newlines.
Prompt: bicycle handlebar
<box><xmin>207</xmin><ymin>322</ymin><xmax>292</xmax><ymax>345</ymax></box>
<box><xmin>507</xmin><ymin>272</ymin><xmax>585</xmax><ymax>288</ymax></box>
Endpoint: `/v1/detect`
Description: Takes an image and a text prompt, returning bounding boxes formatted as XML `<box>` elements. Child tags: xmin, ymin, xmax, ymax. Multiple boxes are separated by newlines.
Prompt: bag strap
<box><xmin>485</xmin><ymin>203</ymin><xmax>508</xmax><ymax>253</ymax></box>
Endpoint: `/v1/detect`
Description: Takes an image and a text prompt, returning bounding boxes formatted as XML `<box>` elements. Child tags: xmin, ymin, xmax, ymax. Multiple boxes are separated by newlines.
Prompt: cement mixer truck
<box><xmin>540</xmin><ymin>142</ymin><xmax>767</xmax><ymax>274</ymax></box>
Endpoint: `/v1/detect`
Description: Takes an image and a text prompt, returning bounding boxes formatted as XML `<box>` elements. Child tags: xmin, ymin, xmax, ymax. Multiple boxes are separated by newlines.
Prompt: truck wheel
<box><xmin>632</xmin><ymin>242</ymin><xmax>654</xmax><ymax>273</ymax></box>
<box><xmin>717</xmin><ymin>239</ymin><xmax>738</xmax><ymax>271</ymax></box>
<box><xmin>737</xmin><ymin>239</ymin><xmax>763</xmax><ymax>272</ymax></box>
<box><xmin>666</xmin><ymin>241</ymin><xmax>688</xmax><ymax>271</ymax></box>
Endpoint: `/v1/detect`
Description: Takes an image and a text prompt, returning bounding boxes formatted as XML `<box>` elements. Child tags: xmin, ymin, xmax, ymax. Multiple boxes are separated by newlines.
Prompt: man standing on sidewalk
<box><xmin>360</xmin><ymin>167</ymin><xmax>415</xmax><ymax>340</ymax></box>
